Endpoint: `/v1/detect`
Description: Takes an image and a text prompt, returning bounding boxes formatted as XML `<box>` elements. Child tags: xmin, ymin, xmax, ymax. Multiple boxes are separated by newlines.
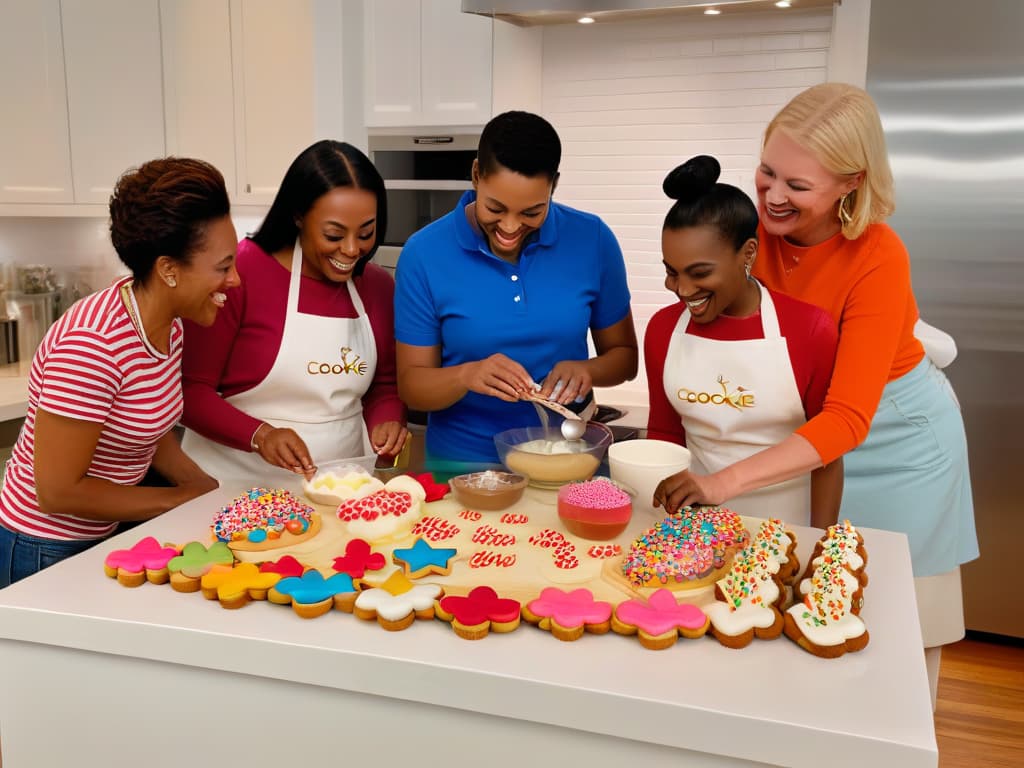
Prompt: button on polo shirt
<box><xmin>395</xmin><ymin>189</ymin><xmax>631</xmax><ymax>463</ymax></box>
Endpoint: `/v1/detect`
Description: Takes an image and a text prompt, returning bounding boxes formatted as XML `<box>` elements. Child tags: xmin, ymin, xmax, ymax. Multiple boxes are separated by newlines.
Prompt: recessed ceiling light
<box><xmin>704</xmin><ymin>8</ymin><xmax>721</xmax><ymax>14</ymax></box>
<box><xmin>775</xmin><ymin>1</ymin><xmax>792</xmax><ymax>7</ymax></box>
<box><xmin>578</xmin><ymin>16</ymin><xmax>595</xmax><ymax>24</ymax></box>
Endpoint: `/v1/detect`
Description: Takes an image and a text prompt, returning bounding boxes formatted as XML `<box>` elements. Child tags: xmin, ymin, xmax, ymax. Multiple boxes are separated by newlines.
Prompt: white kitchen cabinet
<box><xmin>364</xmin><ymin>0</ymin><xmax>492</xmax><ymax>128</ymax></box>
<box><xmin>0</xmin><ymin>0</ymin><xmax>73</xmax><ymax>204</ymax></box>
<box><xmin>161</xmin><ymin>0</ymin><xmax>316</xmax><ymax>206</ymax></box>
<box><xmin>160</xmin><ymin>0</ymin><xmax>238</xmax><ymax>196</ymax></box>
<box><xmin>61</xmin><ymin>0</ymin><xmax>166</xmax><ymax>204</ymax></box>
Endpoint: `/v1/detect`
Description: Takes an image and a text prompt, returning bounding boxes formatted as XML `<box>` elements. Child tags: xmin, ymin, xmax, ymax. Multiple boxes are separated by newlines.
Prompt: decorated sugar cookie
<box><xmin>522</xmin><ymin>587</ymin><xmax>613</xmax><ymax>642</ymax></box>
<box><xmin>435</xmin><ymin>586</ymin><xmax>521</xmax><ymax>640</ymax></box>
<box><xmin>785</xmin><ymin>560</ymin><xmax>869</xmax><ymax>658</ymax></box>
<box><xmin>259</xmin><ymin>555</ymin><xmax>306</xmax><ymax>579</ymax></box>
<box><xmin>392</xmin><ymin>538</ymin><xmax>458</xmax><ymax>578</ymax></box>
<box><xmin>103</xmin><ymin>537</ymin><xmax>179</xmax><ymax>587</ymax></box>
<box><xmin>167</xmin><ymin>541</ymin><xmax>235</xmax><ymax>593</ymax></box>
<box><xmin>612</xmin><ymin>589</ymin><xmax>710</xmax><ymax>650</ymax></box>
<box><xmin>200</xmin><ymin>562</ymin><xmax>282</xmax><ymax>609</ymax></box>
<box><xmin>331</xmin><ymin>538</ymin><xmax>386</xmax><ymax>578</ymax></box>
<box><xmin>269</xmin><ymin>571</ymin><xmax>360</xmax><ymax>618</ymax></box>
<box><xmin>705</xmin><ymin>544</ymin><xmax>786</xmax><ymax>649</ymax></box>
<box><xmin>354</xmin><ymin>570</ymin><xmax>443</xmax><ymax>631</ymax></box>
<box><xmin>336</xmin><ymin>475</ymin><xmax>426</xmax><ymax>542</ymax></box>
<box><xmin>212</xmin><ymin>487</ymin><xmax>319</xmax><ymax>553</ymax></box>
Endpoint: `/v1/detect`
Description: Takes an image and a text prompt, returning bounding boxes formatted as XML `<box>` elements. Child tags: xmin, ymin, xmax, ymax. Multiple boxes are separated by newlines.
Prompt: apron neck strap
<box><xmin>288</xmin><ymin>241</ymin><xmax>365</xmax><ymax>315</ymax></box>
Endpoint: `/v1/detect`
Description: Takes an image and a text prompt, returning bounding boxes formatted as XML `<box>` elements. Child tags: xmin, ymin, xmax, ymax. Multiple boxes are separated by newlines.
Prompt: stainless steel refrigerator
<box><xmin>866</xmin><ymin>0</ymin><xmax>1024</xmax><ymax>637</ymax></box>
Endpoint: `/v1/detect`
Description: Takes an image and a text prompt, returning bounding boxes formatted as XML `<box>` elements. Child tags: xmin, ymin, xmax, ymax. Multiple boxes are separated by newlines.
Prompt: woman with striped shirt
<box><xmin>0</xmin><ymin>158</ymin><xmax>239</xmax><ymax>588</ymax></box>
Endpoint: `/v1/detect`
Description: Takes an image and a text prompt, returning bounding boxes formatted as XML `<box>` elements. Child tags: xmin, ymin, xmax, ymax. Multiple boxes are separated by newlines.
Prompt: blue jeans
<box><xmin>0</xmin><ymin>524</ymin><xmax>105</xmax><ymax>589</ymax></box>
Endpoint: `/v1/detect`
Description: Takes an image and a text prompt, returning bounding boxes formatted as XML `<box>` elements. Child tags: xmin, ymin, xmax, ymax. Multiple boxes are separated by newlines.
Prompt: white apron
<box><xmin>663</xmin><ymin>284</ymin><xmax>810</xmax><ymax>524</ymax></box>
<box><xmin>182</xmin><ymin>243</ymin><xmax>377</xmax><ymax>485</ymax></box>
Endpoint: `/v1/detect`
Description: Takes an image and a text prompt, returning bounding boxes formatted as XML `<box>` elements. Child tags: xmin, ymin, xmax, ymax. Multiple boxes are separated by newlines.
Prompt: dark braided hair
<box><xmin>109</xmin><ymin>157</ymin><xmax>230</xmax><ymax>281</ymax></box>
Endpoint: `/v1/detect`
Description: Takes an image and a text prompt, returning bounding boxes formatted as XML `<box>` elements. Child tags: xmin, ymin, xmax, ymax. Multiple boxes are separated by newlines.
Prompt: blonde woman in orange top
<box><xmin>654</xmin><ymin>83</ymin><xmax>977</xmax><ymax>701</ymax></box>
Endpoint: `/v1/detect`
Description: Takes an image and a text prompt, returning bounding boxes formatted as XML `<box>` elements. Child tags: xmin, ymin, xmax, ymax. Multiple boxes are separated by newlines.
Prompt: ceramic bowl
<box><xmin>302</xmin><ymin>455</ymin><xmax>382</xmax><ymax>506</ymax></box>
<box><xmin>607</xmin><ymin>439</ymin><xmax>691</xmax><ymax>512</ymax></box>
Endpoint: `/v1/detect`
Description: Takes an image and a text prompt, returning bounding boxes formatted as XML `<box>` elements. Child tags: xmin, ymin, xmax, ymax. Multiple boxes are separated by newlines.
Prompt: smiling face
<box><xmin>472</xmin><ymin>162</ymin><xmax>554</xmax><ymax>261</ymax></box>
<box><xmin>662</xmin><ymin>225</ymin><xmax>759</xmax><ymax>324</ymax></box>
<box><xmin>297</xmin><ymin>186</ymin><xmax>378</xmax><ymax>282</ymax></box>
<box><xmin>172</xmin><ymin>215</ymin><xmax>240</xmax><ymax>327</ymax></box>
<box><xmin>755</xmin><ymin>131</ymin><xmax>861</xmax><ymax>247</ymax></box>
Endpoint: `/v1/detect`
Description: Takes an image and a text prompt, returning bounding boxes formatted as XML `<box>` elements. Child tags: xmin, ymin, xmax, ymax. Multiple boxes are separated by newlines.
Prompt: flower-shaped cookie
<box><xmin>354</xmin><ymin>571</ymin><xmax>443</xmax><ymax>630</ymax></box>
<box><xmin>332</xmin><ymin>538</ymin><xmax>386</xmax><ymax>578</ymax></box>
<box><xmin>103</xmin><ymin>537</ymin><xmax>179</xmax><ymax>587</ymax></box>
<box><xmin>200</xmin><ymin>562</ymin><xmax>281</xmax><ymax>609</ymax></box>
<box><xmin>167</xmin><ymin>541</ymin><xmax>235</xmax><ymax>593</ymax></box>
<box><xmin>522</xmin><ymin>587</ymin><xmax>613</xmax><ymax>641</ymax></box>
<box><xmin>436</xmin><ymin>586</ymin><xmax>521</xmax><ymax>640</ymax></box>
<box><xmin>269</xmin><ymin>571</ymin><xmax>360</xmax><ymax>618</ymax></box>
<box><xmin>391</xmin><ymin>538</ymin><xmax>457</xmax><ymax>578</ymax></box>
<box><xmin>410</xmin><ymin>472</ymin><xmax>450</xmax><ymax>502</ymax></box>
<box><xmin>259</xmin><ymin>555</ymin><xmax>306</xmax><ymax>579</ymax></box>
<box><xmin>612</xmin><ymin>589</ymin><xmax>710</xmax><ymax>650</ymax></box>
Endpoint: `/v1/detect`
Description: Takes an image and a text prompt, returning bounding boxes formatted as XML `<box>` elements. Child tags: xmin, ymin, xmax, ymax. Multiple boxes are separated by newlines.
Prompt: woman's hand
<box><xmin>460</xmin><ymin>353</ymin><xmax>535</xmax><ymax>402</ymax></box>
<box><xmin>371</xmin><ymin>421</ymin><xmax>409</xmax><ymax>460</ymax></box>
<box><xmin>653</xmin><ymin>469</ymin><xmax>730</xmax><ymax>512</ymax></box>
<box><xmin>252</xmin><ymin>423</ymin><xmax>317</xmax><ymax>479</ymax></box>
<box><xmin>539</xmin><ymin>360</ymin><xmax>593</xmax><ymax>405</ymax></box>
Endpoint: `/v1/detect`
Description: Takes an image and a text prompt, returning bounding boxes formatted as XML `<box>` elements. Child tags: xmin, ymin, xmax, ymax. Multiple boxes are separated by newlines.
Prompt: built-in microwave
<box><xmin>368</xmin><ymin>132</ymin><xmax>479</xmax><ymax>275</ymax></box>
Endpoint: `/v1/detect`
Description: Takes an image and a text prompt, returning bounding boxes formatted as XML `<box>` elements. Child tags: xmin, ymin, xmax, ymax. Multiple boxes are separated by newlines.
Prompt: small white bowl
<box><xmin>303</xmin><ymin>456</ymin><xmax>382</xmax><ymax>506</ymax></box>
<box><xmin>607</xmin><ymin>439</ymin><xmax>691</xmax><ymax>511</ymax></box>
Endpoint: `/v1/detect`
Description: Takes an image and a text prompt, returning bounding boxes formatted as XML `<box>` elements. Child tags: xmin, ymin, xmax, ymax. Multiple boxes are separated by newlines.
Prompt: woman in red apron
<box><xmin>646</xmin><ymin>156</ymin><xmax>841</xmax><ymax>527</ymax></box>
<box><xmin>180</xmin><ymin>141</ymin><xmax>408</xmax><ymax>484</ymax></box>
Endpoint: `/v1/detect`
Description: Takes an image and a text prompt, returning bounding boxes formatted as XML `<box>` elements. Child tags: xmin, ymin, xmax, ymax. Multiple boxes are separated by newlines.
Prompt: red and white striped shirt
<box><xmin>0</xmin><ymin>277</ymin><xmax>184</xmax><ymax>540</ymax></box>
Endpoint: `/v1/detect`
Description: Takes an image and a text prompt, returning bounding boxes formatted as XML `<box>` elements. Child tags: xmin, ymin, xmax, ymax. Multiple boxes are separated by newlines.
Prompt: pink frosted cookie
<box><xmin>611</xmin><ymin>589</ymin><xmax>710</xmax><ymax>650</ymax></box>
<box><xmin>103</xmin><ymin>537</ymin><xmax>180</xmax><ymax>587</ymax></box>
<box><xmin>435</xmin><ymin>586</ymin><xmax>521</xmax><ymax>640</ymax></box>
<box><xmin>521</xmin><ymin>587</ymin><xmax>613</xmax><ymax>641</ymax></box>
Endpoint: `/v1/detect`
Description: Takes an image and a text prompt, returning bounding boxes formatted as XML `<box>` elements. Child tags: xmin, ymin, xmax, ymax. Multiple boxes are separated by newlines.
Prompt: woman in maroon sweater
<box><xmin>180</xmin><ymin>141</ymin><xmax>407</xmax><ymax>483</ymax></box>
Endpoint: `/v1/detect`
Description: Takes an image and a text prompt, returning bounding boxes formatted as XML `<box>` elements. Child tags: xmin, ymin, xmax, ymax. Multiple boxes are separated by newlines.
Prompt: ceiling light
<box><xmin>775</xmin><ymin>1</ymin><xmax>792</xmax><ymax>7</ymax></box>
<box><xmin>578</xmin><ymin>16</ymin><xmax>595</xmax><ymax>24</ymax></box>
<box><xmin>704</xmin><ymin>8</ymin><xmax>721</xmax><ymax>14</ymax></box>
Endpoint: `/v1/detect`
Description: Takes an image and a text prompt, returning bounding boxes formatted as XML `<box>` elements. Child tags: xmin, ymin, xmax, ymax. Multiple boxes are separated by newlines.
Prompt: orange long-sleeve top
<box><xmin>754</xmin><ymin>222</ymin><xmax>925</xmax><ymax>464</ymax></box>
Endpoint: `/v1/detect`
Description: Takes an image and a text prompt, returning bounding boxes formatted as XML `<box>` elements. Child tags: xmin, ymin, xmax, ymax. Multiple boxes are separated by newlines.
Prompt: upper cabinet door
<box><xmin>0</xmin><ymin>0</ymin><xmax>73</xmax><ymax>204</ymax></box>
<box><xmin>61</xmin><ymin>0</ymin><xmax>166</xmax><ymax>204</ymax></box>
<box><xmin>160</xmin><ymin>0</ymin><xmax>237</xmax><ymax>196</ymax></box>
<box><xmin>230</xmin><ymin>0</ymin><xmax>315</xmax><ymax>204</ymax></box>
<box><xmin>420</xmin><ymin>0</ymin><xmax>492</xmax><ymax>125</ymax></box>
<box><xmin>364</xmin><ymin>0</ymin><xmax>421</xmax><ymax>127</ymax></box>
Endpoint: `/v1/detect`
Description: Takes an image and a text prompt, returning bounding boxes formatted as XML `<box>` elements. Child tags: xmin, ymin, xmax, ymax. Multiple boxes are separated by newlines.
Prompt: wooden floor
<box><xmin>935</xmin><ymin>635</ymin><xmax>1024</xmax><ymax>768</ymax></box>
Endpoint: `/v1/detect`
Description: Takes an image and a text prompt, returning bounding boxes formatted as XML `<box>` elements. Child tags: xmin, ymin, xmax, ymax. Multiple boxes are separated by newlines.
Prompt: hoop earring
<box><xmin>838</xmin><ymin>193</ymin><xmax>854</xmax><ymax>226</ymax></box>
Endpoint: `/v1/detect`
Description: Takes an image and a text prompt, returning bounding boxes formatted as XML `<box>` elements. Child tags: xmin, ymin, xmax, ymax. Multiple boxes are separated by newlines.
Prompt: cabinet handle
<box><xmin>245</xmin><ymin>183</ymin><xmax>251</xmax><ymax>193</ymax></box>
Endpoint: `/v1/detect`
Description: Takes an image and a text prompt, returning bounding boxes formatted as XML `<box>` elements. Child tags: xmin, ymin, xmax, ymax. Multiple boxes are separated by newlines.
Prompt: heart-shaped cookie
<box><xmin>337</xmin><ymin>489</ymin><xmax>418</xmax><ymax>542</ymax></box>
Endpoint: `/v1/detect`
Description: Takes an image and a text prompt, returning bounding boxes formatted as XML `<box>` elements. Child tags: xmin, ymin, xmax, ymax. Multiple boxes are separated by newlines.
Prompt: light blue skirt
<box><xmin>840</xmin><ymin>357</ymin><xmax>979</xmax><ymax>577</ymax></box>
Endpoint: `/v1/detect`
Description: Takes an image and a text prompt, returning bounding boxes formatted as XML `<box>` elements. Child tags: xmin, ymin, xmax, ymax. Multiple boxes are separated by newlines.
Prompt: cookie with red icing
<box><xmin>331</xmin><ymin>538</ymin><xmax>386</xmax><ymax>578</ymax></box>
<box><xmin>103</xmin><ymin>537</ymin><xmax>180</xmax><ymax>587</ymax></box>
<box><xmin>336</xmin><ymin>475</ymin><xmax>426</xmax><ymax>542</ymax></box>
<box><xmin>522</xmin><ymin>587</ymin><xmax>613</xmax><ymax>641</ymax></box>
<box><xmin>611</xmin><ymin>589</ymin><xmax>710</xmax><ymax>650</ymax></box>
<box><xmin>435</xmin><ymin>586</ymin><xmax>521</xmax><ymax>640</ymax></box>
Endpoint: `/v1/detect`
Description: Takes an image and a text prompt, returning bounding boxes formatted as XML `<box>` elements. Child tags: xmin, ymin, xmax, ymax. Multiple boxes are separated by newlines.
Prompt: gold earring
<box><xmin>838</xmin><ymin>193</ymin><xmax>854</xmax><ymax>226</ymax></box>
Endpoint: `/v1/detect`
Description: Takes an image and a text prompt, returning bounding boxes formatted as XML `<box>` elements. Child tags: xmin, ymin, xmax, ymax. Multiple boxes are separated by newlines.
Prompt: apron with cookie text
<box><xmin>663</xmin><ymin>284</ymin><xmax>810</xmax><ymax>524</ymax></box>
<box><xmin>182</xmin><ymin>243</ymin><xmax>376</xmax><ymax>485</ymax></box>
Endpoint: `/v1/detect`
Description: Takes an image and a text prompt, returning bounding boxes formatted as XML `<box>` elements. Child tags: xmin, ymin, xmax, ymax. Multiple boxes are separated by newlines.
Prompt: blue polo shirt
<box><xmin>395</xmin><ymin>190</ymin><xmax>631</xmax><ymax>463</ymax></box>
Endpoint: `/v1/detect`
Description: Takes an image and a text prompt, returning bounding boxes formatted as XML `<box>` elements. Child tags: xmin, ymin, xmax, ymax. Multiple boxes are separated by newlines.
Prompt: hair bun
<box><xmin>662</xmin><ymin>155</ymin><xmax>722</xmax><ymax>201</ymax></box>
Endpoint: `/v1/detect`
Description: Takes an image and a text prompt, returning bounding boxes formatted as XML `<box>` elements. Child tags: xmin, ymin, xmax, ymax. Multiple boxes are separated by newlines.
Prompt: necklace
<box><xmin>119</xmin><ymin>282</ymin><xmax>165</xmax><ymax>356</ymax></box>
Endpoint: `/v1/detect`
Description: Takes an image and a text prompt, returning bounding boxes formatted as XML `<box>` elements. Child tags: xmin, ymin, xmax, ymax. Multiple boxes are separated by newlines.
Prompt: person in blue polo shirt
<box><xmin>394</xmin><ymin>111</ymin><xmax>638</xmax><ymax>471</ymax></box>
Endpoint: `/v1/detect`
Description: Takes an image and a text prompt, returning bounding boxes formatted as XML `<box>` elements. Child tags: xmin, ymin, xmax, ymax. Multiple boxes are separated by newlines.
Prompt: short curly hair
<box><xmin>109</xmin><ymin>157</ymin><xmax>230</xmax><ymax>281</ymax></box>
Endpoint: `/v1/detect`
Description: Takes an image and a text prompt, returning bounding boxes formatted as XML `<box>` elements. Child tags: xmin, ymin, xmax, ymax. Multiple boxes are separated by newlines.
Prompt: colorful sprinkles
<box><xmin>212</xmin><ymin>487</ymin><xmax>314</xmax><ymax>543</ymax></box>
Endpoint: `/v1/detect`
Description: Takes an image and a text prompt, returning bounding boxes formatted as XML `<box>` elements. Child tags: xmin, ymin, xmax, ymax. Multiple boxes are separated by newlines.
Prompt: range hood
<box><xmin>462</xmin><ymin>0</ymin><xmax>835</xmax><ymax>26</ymax></box>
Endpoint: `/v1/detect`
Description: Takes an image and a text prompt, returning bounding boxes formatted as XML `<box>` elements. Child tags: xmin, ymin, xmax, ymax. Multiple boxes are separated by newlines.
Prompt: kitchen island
<box><xmin>0</xmin><ymin>486</ymin><xmax>937</xmax><ymax>767</ymax></box>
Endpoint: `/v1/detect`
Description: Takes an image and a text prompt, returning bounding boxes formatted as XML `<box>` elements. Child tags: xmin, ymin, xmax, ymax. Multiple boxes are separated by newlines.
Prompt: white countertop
<box><xmin>0</xmin><ymin>361</ymin><xmax>30</xmax><ymax>422</ymax></box>
<box><xmin>0</xmin><ymin>486</ymin><xmax>937</xmax><ymax>767</ymax></box>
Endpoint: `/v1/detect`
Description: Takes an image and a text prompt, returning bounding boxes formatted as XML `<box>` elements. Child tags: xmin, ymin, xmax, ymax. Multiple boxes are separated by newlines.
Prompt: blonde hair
<box><xmin>764</xmin><ymin>83</ymin><xmax>895</xmax><ymax>239</ymax></box>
